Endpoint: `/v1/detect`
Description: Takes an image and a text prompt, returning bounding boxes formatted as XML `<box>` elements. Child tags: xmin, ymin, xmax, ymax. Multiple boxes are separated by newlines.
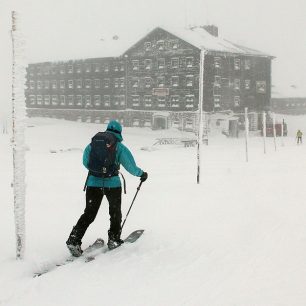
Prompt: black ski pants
<box><xmin>69</xmin><ymin>187</ymin><xmax>122</xmax><ymax>245</ymax></box>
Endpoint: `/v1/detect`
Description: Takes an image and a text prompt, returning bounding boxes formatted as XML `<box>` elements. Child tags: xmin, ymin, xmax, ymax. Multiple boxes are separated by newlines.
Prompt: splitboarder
<box><xmin>296</xmin><ymin>130</ymin><xmax>303</xmax><ymax>144</ymax></box>
<box><xmin>66</xmin><ymin>120</ymin><xmax>148</xmax><ymax>256</ymax></box>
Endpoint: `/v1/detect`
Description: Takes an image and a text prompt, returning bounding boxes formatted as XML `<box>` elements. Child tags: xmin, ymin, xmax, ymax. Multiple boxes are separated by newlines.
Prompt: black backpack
<box><xmin>87</xmin><ymin>131</ymin><xmax>119</xmax><ymax>178</ymax></box>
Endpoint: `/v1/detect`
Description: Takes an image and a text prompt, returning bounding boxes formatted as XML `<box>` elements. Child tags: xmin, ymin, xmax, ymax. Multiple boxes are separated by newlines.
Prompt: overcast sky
<box><xmin>1</xmin><ymin>0</ymin><xmax>305</xmax><ymax>118</ymax></box>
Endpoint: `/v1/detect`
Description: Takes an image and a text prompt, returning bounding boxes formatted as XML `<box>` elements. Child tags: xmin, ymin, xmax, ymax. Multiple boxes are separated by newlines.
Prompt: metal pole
<box><xmin>197</xmin><ymin>49</ymin><xmax>205</xmax><ymax>184</ymax></box>
<box><xmin>121</xmin><ymin>181</ymin><xmax>143</xmax><ymax>231</ymax></box>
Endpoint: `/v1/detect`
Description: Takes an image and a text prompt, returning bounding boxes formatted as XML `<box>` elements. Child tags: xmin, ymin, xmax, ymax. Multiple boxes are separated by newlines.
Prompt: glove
<box><xmin>140</xmin><ymin>172</ymin><xmax>148</xmax><ymax>182</ymax></box>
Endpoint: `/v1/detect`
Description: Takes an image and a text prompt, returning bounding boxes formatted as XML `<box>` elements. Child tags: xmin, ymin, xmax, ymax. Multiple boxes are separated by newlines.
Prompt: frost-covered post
<box><xmin>272</xmin><ymin>113</ymin><xmax>277</xmax><ymax>151</ymax></box>
<box><xmin>11</xmin><ymin>11</ymin><xmax>27</xmax><ymax>259</ymax></box>
<box><xmin>197</xmin><ymin>49</ymin><xmax>205</xmax><ymax>184</ymax></box>
<box><xmin>262</xmin><ymin>111</ymin><xmax>266</xmax><ymax>154</ymax></box>
<box><xmin>244</xmin><ymin>108</ymin><xmax>249</xmax><ymax>162</ymax></box>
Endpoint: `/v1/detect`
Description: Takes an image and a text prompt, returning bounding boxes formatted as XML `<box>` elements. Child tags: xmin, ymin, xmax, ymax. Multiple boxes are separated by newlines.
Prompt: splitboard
<box><xmin>34</xmin><ymin>230</ymin><xmax>144</xmax><ymax>277</ymax></box>
<box><xmin>85</xmin><ymin>229</ymin><xmax>144</xmax><ymax>262</ymax></box>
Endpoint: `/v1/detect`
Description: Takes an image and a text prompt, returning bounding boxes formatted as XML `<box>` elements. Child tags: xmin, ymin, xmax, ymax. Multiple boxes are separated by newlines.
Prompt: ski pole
<box><xmin>121</xmin><ymin>181</ymin><xmax>143</xmax><ymax>230</ymax></box>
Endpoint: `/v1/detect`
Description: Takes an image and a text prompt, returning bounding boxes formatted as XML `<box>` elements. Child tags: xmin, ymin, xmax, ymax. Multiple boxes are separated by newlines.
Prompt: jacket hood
<box><xmin>106</xmin><ymin>120</ymin><xmax>123</xmax><ymax>142</ymax></box>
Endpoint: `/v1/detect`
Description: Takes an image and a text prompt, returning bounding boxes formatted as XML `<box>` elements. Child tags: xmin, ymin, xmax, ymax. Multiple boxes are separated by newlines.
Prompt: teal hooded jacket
<box><xmin>83</xmin><ymin>121</ymin><xmax>144</xmax><ymax>188</ymax></box>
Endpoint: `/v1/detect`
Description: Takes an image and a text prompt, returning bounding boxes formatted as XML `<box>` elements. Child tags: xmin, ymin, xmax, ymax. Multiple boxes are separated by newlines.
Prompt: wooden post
<box><xmin>273</xmin><ymin>113</ymin><xmax>277</xmax><ymax>151</ymax></box>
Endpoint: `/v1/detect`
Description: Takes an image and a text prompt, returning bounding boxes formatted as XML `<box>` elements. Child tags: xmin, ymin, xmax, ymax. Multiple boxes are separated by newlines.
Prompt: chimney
<box><xmin>202</xmin><ymin>25</ymin><xmax>218</xmax><ymax>37</ymax></box>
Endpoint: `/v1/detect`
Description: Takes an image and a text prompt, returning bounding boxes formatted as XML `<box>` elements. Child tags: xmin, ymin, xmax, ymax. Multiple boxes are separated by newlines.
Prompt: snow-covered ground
<box><xmin>1</xmin><ymin>115</ymin><xmax>306</xmax><ymax>306</ymax></box>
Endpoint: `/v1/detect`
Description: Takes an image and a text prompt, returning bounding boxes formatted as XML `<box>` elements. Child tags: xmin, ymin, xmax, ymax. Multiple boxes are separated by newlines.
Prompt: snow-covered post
<box><xmin>272</xmin><ymin>113</ymin><xmax>277</xmax><ymax>151</ymax></box>
<box><xmin>11</xmin><ymin>11</ymin><xmax>27</xmax><ymax>259</ymax></box>
<box><xmin>197</xmin><ymin>49</ymin><xmax>205</xmax><ymax>184</ymax></box>
<box><xmin>262</xmin><ymin>111</ymin><xmax>266</xmax><ymax>154</ymax></box>
<box><xmin>244</xmin><ymin>107</ymin><xmax>249</xmax><ymax>162</ymax></box>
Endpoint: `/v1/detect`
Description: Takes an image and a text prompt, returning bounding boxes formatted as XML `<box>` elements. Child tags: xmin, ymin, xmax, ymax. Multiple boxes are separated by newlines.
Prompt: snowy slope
<box><xmin>1</xmin><ymin>116</ymin><xmax>306</xmax><ymax>306</ymax></box>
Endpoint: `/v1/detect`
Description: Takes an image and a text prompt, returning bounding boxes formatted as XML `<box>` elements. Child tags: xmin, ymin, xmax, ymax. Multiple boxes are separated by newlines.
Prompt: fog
<box><xmin>1</xmin><ymin>0</ymin><xmax>306</xmax><ymax>118</ymax></box>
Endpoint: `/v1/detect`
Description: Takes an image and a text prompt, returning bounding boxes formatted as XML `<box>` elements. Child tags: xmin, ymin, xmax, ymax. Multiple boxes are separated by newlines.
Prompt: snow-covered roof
<box><xmin>162</xmin><ymin>26</ymin><xmax>272</xmax><ymax>57</ymax></box>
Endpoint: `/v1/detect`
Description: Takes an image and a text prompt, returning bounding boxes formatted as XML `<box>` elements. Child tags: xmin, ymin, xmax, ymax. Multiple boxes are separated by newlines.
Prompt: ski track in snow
<box><xmin>1</xmin><ymin>116</ymin><xmax>306</xmax><ymax>306</ymax></box>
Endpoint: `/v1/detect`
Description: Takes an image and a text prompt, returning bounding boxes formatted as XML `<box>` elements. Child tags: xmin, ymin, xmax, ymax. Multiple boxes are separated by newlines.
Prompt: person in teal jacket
<box><xmin>66</xmin><ymin>120</ymin><xmax>148</xmax><ymax>256</ymax></box>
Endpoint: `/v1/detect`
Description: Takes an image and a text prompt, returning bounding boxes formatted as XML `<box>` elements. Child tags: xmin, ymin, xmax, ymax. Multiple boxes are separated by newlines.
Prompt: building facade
<box><xmin>25</xmin><ymin>26</ymin><xmax>273</xmax><ymax>131</ymax></box>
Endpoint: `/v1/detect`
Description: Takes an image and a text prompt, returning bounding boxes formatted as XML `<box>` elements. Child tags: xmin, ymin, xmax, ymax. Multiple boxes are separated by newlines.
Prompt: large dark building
<box><xmin>25</xmin><ymin>26</ymin><xmax>273</xmax><ymax>131</ymax></box>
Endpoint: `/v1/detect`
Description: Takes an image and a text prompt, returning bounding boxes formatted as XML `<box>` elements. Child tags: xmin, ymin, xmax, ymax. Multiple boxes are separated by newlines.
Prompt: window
<box><xmin>29</xmin><ymin>95</ymin><xmax>36</xmax><ymax>105</ymax></box>
<box><xmin>94</xmin><ymin>79</ymin><xmax>100</xmax><ymax>88</ymax></box>
<box><xmin>76</xmin><ymin>64</ymin><xmax>82</xmax><ymax>73</ymax></box>
<box><xmin>157</xmin><ymin>77</ymin><xmax>165</xmax><ymax>87</ymax></box>
<box><xmin>60</xmin><ymin>95</ymin><xmax>66</xmax><ymax>106</ymax></box>
<box><xmin>94</xmin><ymin>63</ymin><xmax>100</xmax><ymax>72</ymax></box>
<box><xmin>256</xmin><ymin>81</ymin><xmax>266</xmax><ymax>93</ymax></box>
<box><xmin>170</xmin><ymin>95</ymin><xmax>180</xmax><ymax>108</ymax></box>
<box><xmin>59</xmin><ymin>80</ymin><xmax>65</xmax><ymax>89</ymax></box>
<box><xmin>213</xmin><ymin>95</ymin><xmax>221</xmax><ymax>108</ymax></box>
<box><xmin>37</xmin><ymin>81</ymin><xmax>42</xmax><ymax>89</ymax></box>
<box><xmin>51</xmin><ymin>95</ymin><xmax>58</xmax><ymax>106</ymax></box>
<box><xmin>60</xmin><ymin>65</ymin><xmax>65</xmax><ymax>74</ymax></box>
<box><xmin>214</xmin><ymin>57</ymin><xmax>221</xmax><ymax>68</ymax></box>
<box><xmin>186</xmin><ymin>95</ymin><xmax>195</xmax><ymax>109</ymax></box>
<box><xmin>158</xmin><ymin>58</ymin><xmax>165</xmax><ymax>69</ymax></box>
<box><xmin>186</xmin><ymin>57</ymin><xmax>193</xmax><ymax>68</ymax></box>
<box><xmin>85</xmin><ymin>79</ymin><xmax>91</xmax><ymax>89</ymax></box>
<box><xmin>245</xmin><ymin>80</ymin><xmax>251</xmax><ymax>90</ymax></box>
<box><xmin>132</xmin><ymin>78</ymin><xmax>139</xmax><ymax>88</ymax></box>
<box><xmin>68</xmin><ymin>80</ymin><xmax>74</xmax><ymax>89</ymax></box>
<box><xmin>85</xmin><ymin>64</ymin><xmax>91</xmax><ymax>73</ymax></box>
<box><xmin>171</xmin><ymin>58</ymin><xmax>179</xmax><ymax>68</ymax></box>
<box><xmin>44</xmin><ymin>80</ymin><xmax>49</xmax><ymax>89</ymax></box>
<box><xmin>132</xmin><ymin>95</ymin><xmax>140</xmax><ymax>107</ymax></box>
<box><xmin>114</xmin><ymin>78</ymin><xmax>119</xmax><ymax>88</ymax></box>
<box><xmin>119</xmin><ymin>95</ymin><xmax>125</xmax><ymax>106</ymax></box>
<box><xmin>37</xmin><ymin>95</ymin><xmax>42</xmax><ymax>105</ymax></box>
<box><xmin>104</xmin><ymin>79</ymin><xmax>110</xmax><ymax>88</ymax></box>
<box><xmin>144</xmin><ymin>59</ymin><xmax>152</xmax><ymax>70</ymax></box>
<box><xmin>85</xmin><ymin>95</ymin><xmax>92</xmax><ymax>107</ymax></box>
<box><xmin>29</xmin><ymin>80</ymin><xmax>35</xmax><ymax>89</ymax></box>
<box><xmin>68</xmin><ymin>64</ymin><xmax>73</xmax><ymax>73</ymax></box>
<box><xmin>214</xmin><ymin>76</ymin><xmax>221</xmax><ymax>87</ymax></box>
<box><xmin>144</xmin><ymin>42</ymin><xmax>151</xmax><ymax>51</ymax></box>
<box><xmin>104</xmin><ymin>64</ymin><xmax>109</xmax><ymax>72</ymax></box>
<box><xmin>43</xmin><ymin>67</ymin><xmax>50</xmax><ymax>75</ymax></box>
<box><xmin>171</xmin><ymin>40</ymin><xmax>179</xmax><ymax>49</ymax></box>
<box><xmin>234</xmin><ymin>96</ymin><xmax>240</xmax><ymax>107</ymax></box>
<box><xmin>172</xmin><ymin>76</ymin><xmax>179</xmax><ymax>87</ymax></box>
<box><xmin>75</xmin><ymin>95</ymin><xmax>81</xmax><ymax>106</ymax></box>
<box><xmin>145</xmin><ymin>77</ymin><xmax>152</xmax><ymax>88</ymax></box>
<box><xmin>76</xmin><ymin>79</ymin><xmax>82</xmax><ymax>89</ymax></box>
<box><xmin>94</xmin><ymin>95</ymin><xmax>101</xmax><ymax>106</ymax></box>
<box><xmin>234</xmin><ymin>79</ymin><xmax>240</xmax><ymax>90</ymax></box>
<box><xmin>114</xmin><ymin>95</ymin><xmax>120</xmax><ymax>106</ymax></box>
<box><xmin>104</xmin><ymin>95</ymin><xmax>110</xmax><ymax>107</ymax></box>
<box><xmin>37</xmin><ymin>67</ymin><xmax>42</xmax><ymax>75</ymax></box>
<box><xmin>44</xmin><ymin>95</ymin><xmax>50</xmax><ymax>105</ymax></box>
<box><xmin>51</xmin><ymin>80</ymin><xmax>57</xmax><ymax>89</ymax></box>
<box><xmin>144</xmin><ymin>95</ymin><xmax>152</xmax><ymax>107</ymax></box>
<box><xmin>132</xmin><ymin>60</ymin><xmax>139</xmax><ymax>71</ymax></box>
<box><xmin>120</xmin><ymin>78</ymin><xmax>125</xmax><ymax>88</ymax></box>
<box><xmin>222</xmin><ymin>78</ymin><xmax>229</xmax><ymax>87</ymax></box>
<box><xmin>245</xmin><ymin>59</ymin><xmax>251</xmax><ymax>70</ymax></box>
<box><xmin>234</xmin><ymin>58</ymin><xmax>241</xmax><ymax>70</ymax></box>
<box><xmin>157</xmin><ymin>40</ymin><xmax>164</xmax><ymax>50</ymax></box>
<box><xmin>157</xmin><ymin>97</ymin><xmax>166</xmax><ymax>107</ymax></box>
<box><xmin>186</xmin><ymin>75</ymin><xmax>193</xmax><ymax>87</ymax></box>
<box><xmin>113</xmin><ymin>64</ymin><xmax>119</xmax><ymax>72</ymax></box>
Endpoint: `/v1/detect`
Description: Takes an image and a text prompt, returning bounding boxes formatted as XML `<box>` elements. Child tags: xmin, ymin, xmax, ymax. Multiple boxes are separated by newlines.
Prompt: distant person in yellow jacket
<box><xmin>296</xmin><ymin>130</ymin><xmax>303</xmax><ymax>144</ymax></box>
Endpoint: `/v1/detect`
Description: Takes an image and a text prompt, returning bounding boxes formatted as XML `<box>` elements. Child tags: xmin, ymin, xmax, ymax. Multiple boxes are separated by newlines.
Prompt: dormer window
<box><xmin>132</xmin><ymin>60</ymin><xmax>139</xmax><ymax>71</ymax></box>
<box><xmin>234</xmin><ymin>58</ymin><xmax>241</xmax><ymax>70</ymax></box>
<box><xmin>214</xmin><ymin>57</ymin><xmax>221</xmax><ymax>68</ymax></box>
<box><xmin>157</xmin><ymin>40</ymin><xmax>164</xmax><ymax>50</ymax></box>
<box><xmin>144</xmin><ymin>42</ymin><xmax>151</xmax><ymax>51</ymax></box>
